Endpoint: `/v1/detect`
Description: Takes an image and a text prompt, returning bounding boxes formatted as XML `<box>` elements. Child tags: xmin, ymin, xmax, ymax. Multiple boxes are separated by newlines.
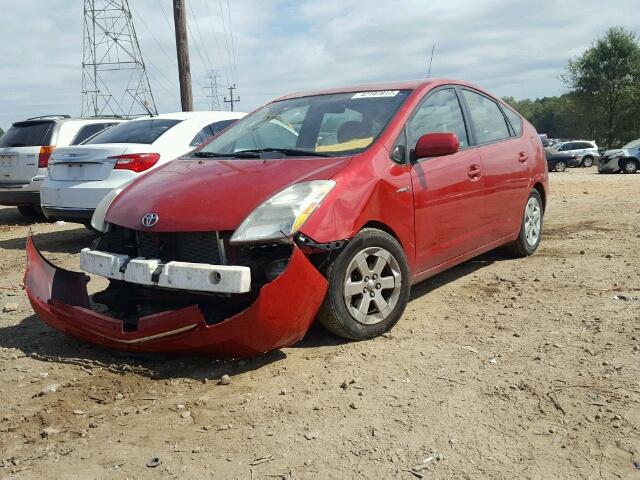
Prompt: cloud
<box><xmin>0</xmin><ymin>0</ymin><xmax>637</xmax><ymax>130</ymax></box>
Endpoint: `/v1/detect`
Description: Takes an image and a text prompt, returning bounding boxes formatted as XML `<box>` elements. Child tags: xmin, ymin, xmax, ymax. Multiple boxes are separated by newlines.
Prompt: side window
<box><xmin>502</xmin><ymin>106</ymin><xmax>523</xmax><ymax>137</ymax></box>
<box><xmin>189</xmin><ymin>120</ymin><xmax>237</xmax><ymax>147</ymax></box>
<box><xmin>407</xmin><ymin>89</ymin><xmax>469</xmax><ymax>149</ymax></box>
<box><xmin>462</xmin><ymin>90</ymin><xmax>510</xmax><ymax>144</ymax></box>
<box><xmin>71</xmin><ymin>123</ymin><xmax>111</xmax><ymax>145</ymax></box>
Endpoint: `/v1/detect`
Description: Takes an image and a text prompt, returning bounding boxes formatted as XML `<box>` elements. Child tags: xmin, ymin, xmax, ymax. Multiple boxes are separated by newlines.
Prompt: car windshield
<box><xmin>192</xmin><ymin>90</ymin><xmax>412</xmax><ymax>158</ymax></box>
<box><xmin>85</xmin><ymin>119</ymin><xmax>181</xmax><ymax>145</ymax></box>
<box><xmin>622</xmin><ymin>138</ymin><xmax>640</xmax><ymax>149</ymax></box>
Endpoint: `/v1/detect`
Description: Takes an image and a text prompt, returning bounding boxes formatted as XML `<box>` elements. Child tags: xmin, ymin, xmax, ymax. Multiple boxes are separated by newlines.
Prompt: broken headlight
<box><xmin>230</xmin><ymin>180</ymin><xmax>335</xmax><ymax>245</ymax></box>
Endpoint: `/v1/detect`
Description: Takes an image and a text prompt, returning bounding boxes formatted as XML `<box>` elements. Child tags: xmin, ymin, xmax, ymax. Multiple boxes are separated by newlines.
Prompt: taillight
<box><xmin>109</xmin><ymin>153</ymin><xmax>160</xmax><ymax>173</ymax></box>
<box><xmin>38</xmin><ymin>146</ymin><xmax>55</xmax><ymax>168</ymax></box>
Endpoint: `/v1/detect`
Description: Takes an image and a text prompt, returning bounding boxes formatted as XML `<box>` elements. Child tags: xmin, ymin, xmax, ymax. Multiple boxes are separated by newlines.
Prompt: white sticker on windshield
<box><xmin>352</xmin><ymin>90</ymin><xmax>399</xmax><ymax>99</ymax></box>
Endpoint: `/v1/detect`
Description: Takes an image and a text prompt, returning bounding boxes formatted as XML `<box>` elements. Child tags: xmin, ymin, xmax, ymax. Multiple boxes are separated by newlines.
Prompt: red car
<box><xmin>25</xmin><ymin>79</ymin><xmax>548</xmax><ymax>356</ymax></box>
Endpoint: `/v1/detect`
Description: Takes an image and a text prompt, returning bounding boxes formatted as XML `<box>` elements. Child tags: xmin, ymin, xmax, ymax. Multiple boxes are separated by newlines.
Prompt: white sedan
<box><xmin>40</xmin><ymin>111</ymin><xmax>245</xmax><ymax>224</ymax></box>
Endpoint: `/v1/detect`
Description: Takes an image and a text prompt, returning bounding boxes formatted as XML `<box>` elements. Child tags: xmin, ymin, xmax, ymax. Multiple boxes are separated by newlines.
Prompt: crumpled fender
<box><xmin>23</xmin><ymin>234</ymin><xmax>328</xmax><ymax>357</ymax></box>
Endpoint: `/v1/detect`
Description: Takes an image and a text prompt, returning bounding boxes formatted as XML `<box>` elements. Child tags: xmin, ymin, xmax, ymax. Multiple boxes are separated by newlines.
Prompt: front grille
<box><xmin>136</xmin><ymin>231</ymin><xmax>222</xmax><ymax>264</ymax></box>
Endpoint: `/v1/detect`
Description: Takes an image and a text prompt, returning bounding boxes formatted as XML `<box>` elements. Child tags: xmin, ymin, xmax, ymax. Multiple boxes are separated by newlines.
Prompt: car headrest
<box><xmin>337</xmin><ymin>121</ymin><xmax>370</xmax><ymax>143</ymax></box>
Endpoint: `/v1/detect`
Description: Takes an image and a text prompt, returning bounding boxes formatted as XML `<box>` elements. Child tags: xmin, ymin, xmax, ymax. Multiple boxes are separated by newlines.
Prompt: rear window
<box><xmin>0</xmin><ymin>121</ymin><xmax>54</xmax><ymax>147</ymax></box>
<box><xmin>85</xmin><ymin>119</ymin><xmax>181</xmax><ymax>145</ymax></box>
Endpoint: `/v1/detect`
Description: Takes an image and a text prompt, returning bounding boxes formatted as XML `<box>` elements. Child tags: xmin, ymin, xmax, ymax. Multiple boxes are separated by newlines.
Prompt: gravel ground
<box><xmin>0</xmin><ymin>168</ymin><xmax>639</xmax><ymax>479</ymax></box>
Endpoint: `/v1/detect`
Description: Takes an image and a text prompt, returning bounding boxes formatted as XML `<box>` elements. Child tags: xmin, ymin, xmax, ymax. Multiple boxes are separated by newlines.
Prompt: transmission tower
<box><xmin>81</xmin><ymin>0</ymin><xmax>158</xmax><ymax>117</ymax></box>
<box><xmin>204</xmin><ymin>70</ymin><xmax>221</xmax><ymax>110</ymax></box>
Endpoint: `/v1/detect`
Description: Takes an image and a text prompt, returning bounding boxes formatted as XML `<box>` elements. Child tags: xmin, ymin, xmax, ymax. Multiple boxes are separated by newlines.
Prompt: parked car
<box><xmin>0</xmin><ymin>115</ymin><xmax>124</xmax><ymax>217</ymax></box>
<box><xmin>25</xmin><ymin>79</ymin><xmax>548</xmax><ymax>356</ymax></box>
<box><xmin>538</xmin><ymin>133</ymin><xmax>550</xmax><ymax>147</ymax></box>
<box><xmin>546</xmin><ymin>150</ymin><xmax>579</xmax><ymax>172</ymax></box>
<box><xmin>40</xmin><ymin>111</ymin><xmax>245</xmax><ymax>224</ymax></box>
<box><xmin>598</xmin><ymin>139</ymin><xmax>640</xmax><ymax>174</ymax></box>
<box><xmin>551</xmin><ymin>140</ymin><xmax>599</xmax><ymax>167</ymax></box>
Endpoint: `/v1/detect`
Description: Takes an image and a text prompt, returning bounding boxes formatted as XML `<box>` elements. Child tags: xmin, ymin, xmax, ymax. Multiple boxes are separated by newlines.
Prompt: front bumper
<box><xmin>24</xmin><ymin>234</ymin><xmax>328</xmax><ymax>357</ymax></box>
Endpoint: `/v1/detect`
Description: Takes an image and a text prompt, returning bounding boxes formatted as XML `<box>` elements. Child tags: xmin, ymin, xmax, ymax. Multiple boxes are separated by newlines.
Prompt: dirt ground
<box><xmin>0</xmin><ymin>168</ymin><xmax>639</xmax><ymax>479</ymax></box>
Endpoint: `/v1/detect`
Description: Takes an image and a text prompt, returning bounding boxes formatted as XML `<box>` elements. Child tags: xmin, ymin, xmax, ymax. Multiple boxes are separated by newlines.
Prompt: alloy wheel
<box><xmin>343</xmin><ymin>247</ymin><xmax>402</xmax><ymax>325</ymax></box>
<box><xmin>524</xmin><ymin>197</ymin><xmax>542</xmax><ymax>247</ymax></box>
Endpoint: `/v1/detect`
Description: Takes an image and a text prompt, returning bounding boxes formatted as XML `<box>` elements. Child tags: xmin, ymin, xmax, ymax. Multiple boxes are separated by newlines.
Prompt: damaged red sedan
<box><xmin>25</xmin><ymin>79</ymin><xmax>548</xmax><ymax>357</ymax></box>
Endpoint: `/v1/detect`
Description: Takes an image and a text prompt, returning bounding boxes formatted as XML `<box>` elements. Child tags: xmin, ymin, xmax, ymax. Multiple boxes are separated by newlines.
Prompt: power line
<box><xmin>187</xmin><ymin>0</ymin><xmax>214</xmax><ymax>69</ymax></box>
<box><xmin>130</xmin><ymin>2</ymin><xmax>177</xmax><ymax>68</ymax></box>
<box><xmin>226</xmin><ymin>0</ymin><xmax>239</xmax><ymax>85</ymax></box>
<box><xmin>218</xmin><ymin>0</ymin><xmax>234</xmax><ymax>83</ymax></box>
<box><xmin>202</xmin><ymin>0</ymin><xmax>229</xmax><ymax>86</ymax></box>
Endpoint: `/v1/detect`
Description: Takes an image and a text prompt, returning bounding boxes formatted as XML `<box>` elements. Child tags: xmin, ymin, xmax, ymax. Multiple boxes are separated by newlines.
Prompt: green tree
<box><xmin>563</xmin><ymin>27</ymin><xmax>640</xmax><ymax>148</ymax></box>
<box><xmin>0</xmin><ymin>127</ymin><xmax>4</xmax><ymax>137</ymax></box>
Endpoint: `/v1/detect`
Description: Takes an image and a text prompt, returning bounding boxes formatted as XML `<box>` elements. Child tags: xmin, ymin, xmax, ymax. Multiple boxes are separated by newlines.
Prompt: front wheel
<box><xmin>581</xmin><ymin>156</ymin><xmax>594</xmax><ymax>168</ymax></box>
<box><xmin>318</xmin><ymin>228</ymin><xmax>411</xmax><ymax>340</ymax></box>
<box><xmin>508</xmin><ymin>190</ymin><xmax>544</xmax><ymax>257</ymax></box>
<box><xmin>622</xmin><ymin>159</ymin><xmax>638</xmax><ymax>174</ymax></box>
<box><xmin>554</xmin><ymin>161</ymin><xmax>566</xmax><ymax>172</ymax></box>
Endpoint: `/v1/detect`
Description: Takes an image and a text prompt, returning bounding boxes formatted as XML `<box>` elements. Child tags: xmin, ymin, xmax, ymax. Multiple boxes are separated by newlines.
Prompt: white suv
<box><xmin>552</xmin><ymin>140</ymin><xmax>599</xmax><ymax>167</ymax></box>
<box><xmin>0</xmin><ymin>115</ymin><xmax>124</xmax><ymax>218</ymax></box>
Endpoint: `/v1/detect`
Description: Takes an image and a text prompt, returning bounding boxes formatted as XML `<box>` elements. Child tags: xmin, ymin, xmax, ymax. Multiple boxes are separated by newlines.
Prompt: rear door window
<box><xmin>71</xmin><ymin>123</ymin><xmax>116</xmax><ymax>145</ymax></box>
<box><xmin>0</xmin><ymin>121</ymin><xmax>54</xmax><ymax>147</ymax></box>
<box><xmin>189</xmin><ymin>120</ymin><xmax>237</xmax><ymax>147</ymax></box>
<box><xmin>407</xmin><ymin>88</ymin><xmax>469</xmax><ymax>149</ymax></box>
<box><xmin>85</xmin><ymin>119</ymin><xmax>181</xmax><ymax>145</ymax></box>
<box><xmin>462</xmin><ymin>90</ymin><xmax>510</xmax><ymax>144</ymax></box>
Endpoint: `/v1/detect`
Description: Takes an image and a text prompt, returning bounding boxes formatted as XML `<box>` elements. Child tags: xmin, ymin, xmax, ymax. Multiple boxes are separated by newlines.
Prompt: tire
<box><xmin>17</xmin><ymin>205</ymin><xmax>44</xmax><ymax>219</ymax></box>
<box><xmin>508</xmin><ymin>190</ymin><xmax>544</xmax><ymax>257</ymax></box>
<box><xmin>622</xmin><ymin>159</ymin><xmax>638</xmax><ymax>174</ymax></box>
<box><xmin>581</xmin><ymin>156</ymin><xmax>594</xmax><ymax>168</ymax></box>
<box><xmin>554</xmin><ymin>161</ymin><xmax>566</xmax><ymax>172</ymax></box>
<box><xmin>318</xmin><ymin>228</ymin><xmax>411</xmax><ymax>340</ymax></box>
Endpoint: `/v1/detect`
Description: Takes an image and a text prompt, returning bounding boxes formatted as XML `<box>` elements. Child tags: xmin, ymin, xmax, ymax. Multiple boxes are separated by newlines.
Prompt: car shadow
<box><xmin>0</xmin><ymin>227</ymin><xmax>94</xmax><ymax>253</ymax></box>
<box><xmin>296</xmin><ymin>248</ymin><xmax>511</xmax><ymax>349</ymax></box>
<box><xmin>0</xmin><ymin>313</ymin><xmax>286</xmax><ymax>380</ymax></box>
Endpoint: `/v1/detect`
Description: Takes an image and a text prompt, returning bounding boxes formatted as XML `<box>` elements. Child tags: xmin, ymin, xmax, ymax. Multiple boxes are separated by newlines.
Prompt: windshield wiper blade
<box><xmin>191</xmin><ymin>151</ymin><xmax>237</xmax><ymax>158</ymax></box>
<box><xmin>235</xmin><ymin>148</ymin><xmax>330</xmax><ymax>157</ymax></box>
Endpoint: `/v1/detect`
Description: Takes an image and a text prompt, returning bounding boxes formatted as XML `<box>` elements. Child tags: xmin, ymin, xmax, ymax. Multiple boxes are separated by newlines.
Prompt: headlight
<box><xmin>230</xmin><ymin>180</ymin><xmax>335</xmax><ymax>244</ymax></box>
<box><xmin>90</xmin><ymin>180</ymin><xmax>135</xmax><ymax>232</ymax></box>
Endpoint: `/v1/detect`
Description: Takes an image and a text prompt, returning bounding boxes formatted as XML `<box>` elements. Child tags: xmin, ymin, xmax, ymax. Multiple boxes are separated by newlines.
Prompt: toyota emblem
<box><xmin>141</xmin><ymin>212</ymin><xmax>159</xmax><ymax>227</ymax></box>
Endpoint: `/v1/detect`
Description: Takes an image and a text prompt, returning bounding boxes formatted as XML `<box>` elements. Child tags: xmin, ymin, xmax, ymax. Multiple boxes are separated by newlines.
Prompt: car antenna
<box><xmin>427</xmin><ymin>44</ymin><xmax>436</xmax><ymax>78</ymax></box>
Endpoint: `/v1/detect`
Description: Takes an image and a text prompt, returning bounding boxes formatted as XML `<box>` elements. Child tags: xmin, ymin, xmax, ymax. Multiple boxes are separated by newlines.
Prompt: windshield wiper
<box><xmin>191</xmin><ymin>151</ymin><xmax>238</xmax><ymax>158</ymax></box>
<box><xmin>234</xmin><ymin>148</ymin><xmax>331</xmax><ymax>158</ymax></box>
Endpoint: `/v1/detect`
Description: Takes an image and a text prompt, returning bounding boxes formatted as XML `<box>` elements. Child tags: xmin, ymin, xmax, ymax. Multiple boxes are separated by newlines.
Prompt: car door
<box><xmin>407</xmin><ymin>87</ymin><xmax>486</xmax><ymax>273</ymax></box>
<box><xmin>460</xmin><ymin>89</ymin><xmax>532</xmax><ymax>241</ymax></box>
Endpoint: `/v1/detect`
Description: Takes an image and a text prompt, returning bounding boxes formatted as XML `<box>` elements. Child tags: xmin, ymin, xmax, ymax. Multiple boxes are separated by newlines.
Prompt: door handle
<box><xmin>518</xmin><ymin>152</ymin><xmax>529</xmax><ymax>162</ymax></box>
<box><xmin>468</xmin><ymin>164</ymin><xmax>482</xmax><ymax>179</ymax></box>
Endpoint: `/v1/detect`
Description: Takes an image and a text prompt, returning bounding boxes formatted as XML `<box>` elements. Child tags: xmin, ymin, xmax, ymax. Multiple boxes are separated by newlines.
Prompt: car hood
<box><xmin>106</xmin><ymin>157</ymin><xmax>351</xmax><ymax>232</ymax></box>
<box><xmin>602</xmin><ymin>149</ymin><xmax>625</xmax><ymax>157</ymax></box>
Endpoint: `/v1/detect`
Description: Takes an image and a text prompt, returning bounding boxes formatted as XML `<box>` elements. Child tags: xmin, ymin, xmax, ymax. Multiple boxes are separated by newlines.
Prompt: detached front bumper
<box><xmin>24</xmin><ymin>235</ymin><xmax>328</xmax><ymax>357</ymax></box>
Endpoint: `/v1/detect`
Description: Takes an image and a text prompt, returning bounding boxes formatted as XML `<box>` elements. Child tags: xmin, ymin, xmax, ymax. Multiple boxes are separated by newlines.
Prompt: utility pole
<box><xmin>223</xmin><ymin>84</ymin><xmax>240</xmax><ymax>112</ymax></box>
<box><xmin>173</xmin><ymin>0</ymin><xmax>193</xmax><ymax>111</ymax></box>
<box><xmin>204</xmin><ymin>70</ymin><xmax>221</xmax><ymax>110</ymax></box>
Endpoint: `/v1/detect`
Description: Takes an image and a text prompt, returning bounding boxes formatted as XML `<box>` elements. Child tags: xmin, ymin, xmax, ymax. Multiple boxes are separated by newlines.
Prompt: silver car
<box><xmin>0</xmin><ymin>115</ymin><xmax>123</xmax><ymax>218</ymax></box>
<box><xmin>552</xmin><ymin>140</ymin><xmax>600</xmax><ymax>167</ymax></box>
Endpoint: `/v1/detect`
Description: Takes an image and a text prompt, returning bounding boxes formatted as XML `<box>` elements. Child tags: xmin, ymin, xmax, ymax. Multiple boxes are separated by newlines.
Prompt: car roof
<box><xmin>130</xmin><ymin>111</ymin><xmax>246</xmax><ymax>122</ymax></box>
<box><xmin>12</xmin><ymin>116</ymin><xmax>126</xmax><ymax>126</ymax></box>
<box><xmin>273</xmin><ymin>78</ymin><xmax>485</xmax><ymax>102</ymax></box>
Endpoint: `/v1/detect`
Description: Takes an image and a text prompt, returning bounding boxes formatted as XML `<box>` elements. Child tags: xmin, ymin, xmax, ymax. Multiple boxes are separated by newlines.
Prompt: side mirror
<box><xmin>413</xmin><ymin>132</ymin><xmax>459</xmax><ymax>161</ymax></box>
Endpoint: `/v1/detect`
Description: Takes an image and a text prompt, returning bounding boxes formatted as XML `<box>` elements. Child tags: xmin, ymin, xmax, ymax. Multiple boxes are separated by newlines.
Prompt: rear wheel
<box><xmin>581</xmin><ymin>156</ymin><xmax>594</xmax><ymax>168</ymax></box>
<box><xmin>622</xmin><ymin>159</ymin><xmax>638</xmax><ymax>174</ymax></box>
<box><xmin>17</xmin><ymin>205</ymin><xmax>44</xmax><ymax>219</ymax></box>
<box><xmin>508</xmin><ymin>190</ymin><xmax>543</xmax><ymax>257</ymax></box>
<box><xmin>554</xmin><ymin>161</ymin><xmax>567</xmax><ymax>172</ymax></box>
<box><xmin>318</xmin><ymin>228</ymin><xmax>411</xmax><ymax>340</ymax></box>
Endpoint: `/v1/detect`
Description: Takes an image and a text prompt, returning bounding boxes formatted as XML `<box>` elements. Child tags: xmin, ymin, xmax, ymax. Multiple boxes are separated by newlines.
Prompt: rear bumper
<box><xmin>0</xmin><ymin>175</ymin><xmax>44</xmax><ymax>206</ymax></box>
<box><xmin>24</xmin><ymin>234</ymin><xmax>328</xmax><ymax>357</ymax></box>
<box><xmin>42</xmin><ymin>206</ymin><xmax>95</xmax><ymax>222</ymax></box>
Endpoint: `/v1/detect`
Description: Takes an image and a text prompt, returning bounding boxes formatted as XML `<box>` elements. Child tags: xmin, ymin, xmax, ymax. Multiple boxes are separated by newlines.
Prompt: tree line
<box><xmin>504</xmin><ymin>27</ymin><xmax>640</xmax><ymax>149</ymax></box>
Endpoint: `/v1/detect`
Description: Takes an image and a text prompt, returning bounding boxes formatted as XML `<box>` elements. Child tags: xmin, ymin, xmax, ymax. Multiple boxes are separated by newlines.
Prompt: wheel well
<box><xmin>362</xmin><ymin>221</ymin><xmax>401</xmax><ymax>243</ymax></box>
<box><xmin>624</xmin><ymin>157</ymin><xmax>639</xmax><ymax>166</ymax></box>
<box><xmin>533</xmin><ymin>182</ymin><xmax>546</xmax><ymax>210</ymax></box>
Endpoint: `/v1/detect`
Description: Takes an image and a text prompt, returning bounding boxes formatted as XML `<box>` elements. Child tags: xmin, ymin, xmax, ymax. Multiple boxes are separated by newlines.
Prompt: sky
<box><xmin>0</xmin><ymin>0</ymin><xmax>637</xmax><ymax>130</ymax></box>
